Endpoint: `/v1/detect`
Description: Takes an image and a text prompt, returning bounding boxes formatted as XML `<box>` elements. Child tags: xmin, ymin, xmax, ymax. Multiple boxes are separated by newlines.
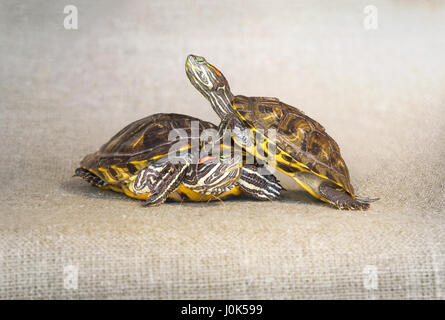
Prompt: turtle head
<box><xmin>185</xmin><ymin>54</ymin><xmax>234</xmax><ymax>119</ymax></box>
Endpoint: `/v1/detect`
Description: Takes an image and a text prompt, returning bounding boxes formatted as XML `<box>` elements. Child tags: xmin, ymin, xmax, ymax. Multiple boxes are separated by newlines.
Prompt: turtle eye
<box><xmin>196</xmin><ymin>57</ymin><xmax>205</xmax><ymax>64</ymax></box>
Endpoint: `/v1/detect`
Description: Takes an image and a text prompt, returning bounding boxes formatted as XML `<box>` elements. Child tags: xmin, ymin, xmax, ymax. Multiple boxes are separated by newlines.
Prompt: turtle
<box><xmin>185</xmin><ymin>55</ymin><xmax>378</xmax><ymax>210</ymax></box>
<box><xmin>74</xmin><ymin>113</ymin><xmax>283</xmax><ymax>206</ymax></box>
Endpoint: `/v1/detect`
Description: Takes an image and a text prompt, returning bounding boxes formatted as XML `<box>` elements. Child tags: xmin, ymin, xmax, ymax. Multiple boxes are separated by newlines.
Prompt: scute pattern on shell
<box><xmin>80</xmin><ymin>113</ymin><xmax>216</xmax><ymax>176</ymax></box>
<box><xmin>232</xmin><ymin>95</ymin><xmax>355</xmax><ymax>196</ymax></box>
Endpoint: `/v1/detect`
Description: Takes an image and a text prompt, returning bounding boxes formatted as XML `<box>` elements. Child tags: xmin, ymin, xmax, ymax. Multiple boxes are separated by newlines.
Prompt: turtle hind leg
<box><xmin>319</xmin><ymin>182</ymin><xmax>377</xmax><ymax>210</ymax></box>
<box><xmin>238</xmin><ymin>165</ymin><xmax>283</xmax><ymax>200</ymax></box>
<box><xmin>74</xmin><ymin>168</ymin><xmax>108</xmax><ymax>188</ymax></box>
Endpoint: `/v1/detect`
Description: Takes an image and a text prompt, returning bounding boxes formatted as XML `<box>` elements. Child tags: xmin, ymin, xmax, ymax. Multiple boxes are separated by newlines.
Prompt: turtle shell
<box><xmin>80</xmin><ymin>113</ymin><xmax>216</xmax><ymax>184</ymax></box>
<box><xmin>231</xmin><ymin>95</ymin><xmax>354</xmax><ymax>196</ymax></box>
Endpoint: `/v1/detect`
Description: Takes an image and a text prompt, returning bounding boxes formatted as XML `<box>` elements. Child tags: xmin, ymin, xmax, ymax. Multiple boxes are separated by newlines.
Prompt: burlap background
<box><xmin>0</xmin><ymin>0</ymin><xmax>444</xmax><ymax>299</ymax></box>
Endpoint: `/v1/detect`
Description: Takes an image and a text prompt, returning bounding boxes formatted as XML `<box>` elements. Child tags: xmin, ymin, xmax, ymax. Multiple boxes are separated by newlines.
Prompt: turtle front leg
<box><xmin>238</xmin><ymin>165</ymin><xmax>283</xmax><ymax>200</ymax></box>
<box><xmin>131</xmin><ymin>159</ymin><xmax>190</xmax><ymax>207</ymax></box>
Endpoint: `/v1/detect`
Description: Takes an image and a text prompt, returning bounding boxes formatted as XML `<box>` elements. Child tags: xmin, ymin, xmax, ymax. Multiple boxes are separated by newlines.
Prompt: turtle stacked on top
<box><xmin>185</xmin><ymin>55</ymin><xmax>377</xmax><ymax>210</ymax></box>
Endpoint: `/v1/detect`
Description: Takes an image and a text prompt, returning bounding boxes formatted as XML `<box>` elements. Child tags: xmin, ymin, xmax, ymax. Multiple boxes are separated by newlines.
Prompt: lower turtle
<box><xmin>185</xmin><ymin>55</ymin><xmax>378</xmax><ymax>210</ymax></box>
<box><xmin>74</xmin><ymin>113</ymin><xmax>282</xmax><ymax>206</ymax></box>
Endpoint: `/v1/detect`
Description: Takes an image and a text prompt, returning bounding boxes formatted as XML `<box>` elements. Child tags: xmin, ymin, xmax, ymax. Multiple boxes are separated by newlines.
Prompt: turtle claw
<box><xmin>320</xmin><ymin>182</ymin><xmax>376</xmax><ymax>211</ymax></box>
<box><xmin>73</xmin><ymin>167</ymin><xmax>108</xmax><ymax>188</ymax></box>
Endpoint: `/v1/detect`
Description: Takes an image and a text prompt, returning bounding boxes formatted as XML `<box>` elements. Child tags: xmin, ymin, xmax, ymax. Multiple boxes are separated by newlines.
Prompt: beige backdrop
<box><xmin>0</xmin><ymin>0</ymin><xmax>444</xmax><ymax>299</ymax></box>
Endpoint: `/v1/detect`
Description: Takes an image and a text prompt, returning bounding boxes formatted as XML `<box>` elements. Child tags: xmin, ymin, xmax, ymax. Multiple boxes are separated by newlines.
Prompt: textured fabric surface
<box><xmin>0</xmin><ymin>0</ymin><xmax>444</xmax><ymax>299</ymax></box>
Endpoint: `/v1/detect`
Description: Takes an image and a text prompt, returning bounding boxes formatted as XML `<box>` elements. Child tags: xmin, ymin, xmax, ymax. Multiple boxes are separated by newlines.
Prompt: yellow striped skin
<box><xmin>97</xmin><ymin>170</ymin><xmax>243</xmax><ymax>202</ymax></box>
<box><xmin>169</xmin><ymin>185</ymin><xmax>242</xmax><ymax>202</ymax></box>
<box><xmin>85</xmin><ymin>156</ymin><xmax>243</xmax><ymax>202</ymax></box>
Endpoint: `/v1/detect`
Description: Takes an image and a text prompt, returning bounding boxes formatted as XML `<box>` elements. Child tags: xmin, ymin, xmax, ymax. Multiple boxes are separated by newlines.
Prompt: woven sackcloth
<box><xmin>0</xmin><ymin>1</ymin><xmax>444</xmax><ymax>299</ymax></box>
